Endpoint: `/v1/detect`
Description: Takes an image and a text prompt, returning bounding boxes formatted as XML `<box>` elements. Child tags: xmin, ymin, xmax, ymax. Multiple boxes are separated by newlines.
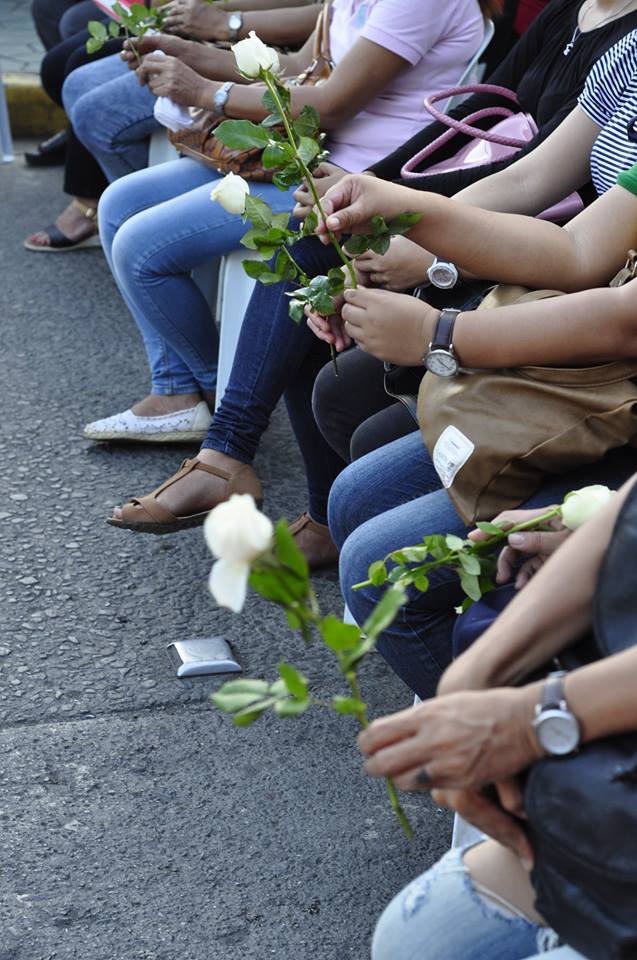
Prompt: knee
<box><xmin>68</xmin><ymin>87</ymin><xmax>99</xmax><ymax>149</ymax></box>
<box><xmin>328</xmin><ymin>461</ymin><xmax>361</xmax><ymax>549</ymax></box>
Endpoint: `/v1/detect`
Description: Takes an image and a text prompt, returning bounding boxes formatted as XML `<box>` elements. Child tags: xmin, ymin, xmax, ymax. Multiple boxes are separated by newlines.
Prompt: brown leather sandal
<box><xmin>106</xmin><ymin>458</ymin><xmax>263</xmax><ymax>534</ymax></box>
<box><xmin>289</xmin><ymin>512</ymin><xmax>339</xmax><ymax>570</ymax></box>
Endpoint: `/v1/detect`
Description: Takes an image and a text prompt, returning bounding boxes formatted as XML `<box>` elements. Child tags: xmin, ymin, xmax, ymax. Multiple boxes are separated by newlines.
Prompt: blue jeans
<box><xmin>62</xmin><ymin>54</ymin><xmax>158</xmax><ymax>183</ymax></box>
<box><xmin>202</xmin><ymin>235</ymin><xmax>345</xmax><ymax>524</ymax></box>
<box><xmin>98</xmin><ymin>159</ymin><xmax>297</xmax><ymax>396</ymax></box>
<box><xmin>372</xmin><ymin>846</ymin><xmax>585</xmax><ymax>960</ymax></box>
<box><xmin>329</xmin><ymin>432</ymin><xmax>637</xmax><ymax>699</ymax></box>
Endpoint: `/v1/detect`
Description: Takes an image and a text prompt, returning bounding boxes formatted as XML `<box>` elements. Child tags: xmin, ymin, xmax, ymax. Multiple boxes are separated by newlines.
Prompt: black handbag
<box><xmin>523</xmin><ymin>483</ymin><xmax>637</xmax><ymax>960</ymax></box>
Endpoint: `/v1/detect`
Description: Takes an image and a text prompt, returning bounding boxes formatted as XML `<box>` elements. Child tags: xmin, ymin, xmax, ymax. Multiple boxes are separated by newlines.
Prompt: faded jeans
<box><xmin>62</xmin><ymin>53</ymin><xmax>158</xmax><ymax>183</ymax></box>
<box><xmin>329</xmin><ymin>433</ymin><xmax>637</xmax><ymax>699</ymax></box>
<box><xmin>98</xmin><ymin>158</ymin><xmax>297</xmax><ymax>396</ymax></box>
<box><xmin>372</xmin><ymin>846</ymin><xmax>586</xmax><ymax>960</ymax></box>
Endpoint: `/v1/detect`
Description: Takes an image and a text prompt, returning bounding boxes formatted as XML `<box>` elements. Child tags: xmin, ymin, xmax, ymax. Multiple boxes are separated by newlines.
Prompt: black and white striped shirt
<box><xmin>579</xmin><ymin>30</ymin><xmax>637</xmax><ymax>195</ymax></box>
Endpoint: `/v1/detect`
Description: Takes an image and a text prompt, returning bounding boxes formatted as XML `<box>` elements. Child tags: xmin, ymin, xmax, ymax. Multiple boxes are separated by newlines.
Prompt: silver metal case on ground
<box><xmin>166</xmin><ymin>636</ymin><xmax>242</xmax><ymax>678</ymax></box>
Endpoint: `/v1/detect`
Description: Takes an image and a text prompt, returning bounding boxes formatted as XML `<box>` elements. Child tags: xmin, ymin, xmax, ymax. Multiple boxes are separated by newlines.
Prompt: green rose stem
<box><xmin>255</xmin><ymin>550</ymin><xmax>413</xmax><ymax>838</ymax></box>
<box><xmin>262</xmin><ymin>73</ymin><xmax>357</xmax><ymax>375</ymax></box>
<box><xmin>346</xmin><ymin>670</ymin><xmax>413</xmax><ymax>841</ymax></box>
<box><xmin>354</xmin><ymin>505</ymin><xmax>564</xmax><ymax>591</ymax></box>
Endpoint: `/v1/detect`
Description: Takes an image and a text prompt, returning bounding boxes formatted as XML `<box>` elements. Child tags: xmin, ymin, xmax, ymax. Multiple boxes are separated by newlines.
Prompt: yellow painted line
<box><xmin>4</xmin><ymin>72</ymin><xmax>66</xmax><ymax>138</ymax></box>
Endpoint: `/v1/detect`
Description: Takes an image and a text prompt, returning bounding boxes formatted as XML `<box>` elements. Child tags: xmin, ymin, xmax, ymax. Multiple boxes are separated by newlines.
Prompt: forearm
<box><xmin>453</xmin><ymin>284</ymin><xmax>637</xmax><ymax>369</ymax></box>
<box><xmin>452</xmin><ymin>477</ymin><xmax>636</xmax><ymax>689</ymax></box>
<box><xmin>238</xmin><ymin>4</ymin><xmax>320</xmax><ymax>45</ymax></box>
<box><xmin>218</xmin><ymin>0</ymin><xmax>316</xmax><ymax>10</ymax></box>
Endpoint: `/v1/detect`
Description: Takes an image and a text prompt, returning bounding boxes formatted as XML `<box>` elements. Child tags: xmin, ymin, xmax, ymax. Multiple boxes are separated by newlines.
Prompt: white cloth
<box><xmin>150</xmin><ymin>49</ymin><xmax>195</xmax><ymax>132</ymax></box>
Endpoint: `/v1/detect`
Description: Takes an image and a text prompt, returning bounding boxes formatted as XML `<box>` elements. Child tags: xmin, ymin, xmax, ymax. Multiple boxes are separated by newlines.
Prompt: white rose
<box><xmin>231</xmin><ymin>31</ymin><xmax>281</xmax><ymax>79</ymax></box>
<box><xmin>204</xmin><ymin>494</ymin><xmax>274</xmax><ymax>612</ymax></box>
<box><xmin>560</xmin><ymin>484</ymin><xmax>615</xmax><ymax>531</ymax></box>
<box><xmin>210</xmin><ymin>172</ymin><xmax>250</xmax><ymax>215</ymax></box>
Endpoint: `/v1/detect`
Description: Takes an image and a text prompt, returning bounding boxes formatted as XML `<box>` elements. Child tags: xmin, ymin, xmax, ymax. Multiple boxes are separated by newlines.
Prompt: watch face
<box><xmin>229</xmin><ymin>12</ymin><xmax>242</xmax><ymax>27</ymax></box>
<box><xmin>428</xmin><ymin>262</ymin><xmax>458</xmax><ymax>289</ymax></box>
<box><xmin>535</xmin><ymin>710</ymin><xmax>580</xmax><ymax>756</ymax></box>
<box><xmin>426</xmin><ymin>350</ymin><xmax>458</xmax><ymax>377</ymax></box>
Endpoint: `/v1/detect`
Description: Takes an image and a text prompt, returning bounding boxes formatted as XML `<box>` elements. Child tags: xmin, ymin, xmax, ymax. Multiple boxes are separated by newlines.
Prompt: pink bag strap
<box><xmin>401</xmin><ymin>84</ymin><xmax>530</xmax><ymax>180</ymax></box>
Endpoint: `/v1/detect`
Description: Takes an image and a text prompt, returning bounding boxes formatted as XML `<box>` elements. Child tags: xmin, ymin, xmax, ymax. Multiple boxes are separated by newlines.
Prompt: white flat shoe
<box><xmin>84</xmin><ymin>401</ymin><xmax>212</xmax><ymax>442</ymax></box>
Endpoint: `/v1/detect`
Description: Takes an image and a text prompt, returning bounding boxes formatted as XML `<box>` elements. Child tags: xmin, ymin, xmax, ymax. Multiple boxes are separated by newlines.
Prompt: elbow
<box><xmin>307</xmin><ymin>93</ymin><xmax>351</xmax><ymax>131</ymax></box>
<box><xmin>607</xmin><ymin>285</ymin><xmax>637</xmax><ymax>358</ymax></box>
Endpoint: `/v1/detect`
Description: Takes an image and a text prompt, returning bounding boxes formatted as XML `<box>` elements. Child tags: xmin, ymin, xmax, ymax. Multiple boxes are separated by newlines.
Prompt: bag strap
<box><xmin>315</xmin><ymin>0</ymin><xmax>332</xmax><ymax>66</ymax></box>
<box><xmin>401</xmin><ymin>104</ymin><xmax>532</xmax><ymax>179</ymax></box>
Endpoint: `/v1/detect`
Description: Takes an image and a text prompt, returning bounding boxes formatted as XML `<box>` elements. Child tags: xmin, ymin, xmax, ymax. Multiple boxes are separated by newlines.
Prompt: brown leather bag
<box><xmin>417</xmin><ymin>254</ymin><xmax>637</xmax><ymax>524</ymax></box>
<box><xmin>168</xmin><ymin>0</ymin><xmax>333</xmax><ymax>180</ymax></box>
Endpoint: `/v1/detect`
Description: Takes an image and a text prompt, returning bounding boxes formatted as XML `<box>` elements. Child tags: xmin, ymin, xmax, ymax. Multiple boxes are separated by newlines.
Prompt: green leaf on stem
<box><xmin>391</xmin><ymin>546</ymin><xmax>430</xmax><ymax>563</ymax></box>
<box><xmin>108</xmin><ymin>19</ymin><xmax>121</xmax><ymax>37</ymax></box>
<box><xmin>274</xmin><ymin>519</ymin><xmax>309</xmax><ymax>581</ymax></box>
<box><xmin>359</xmin><ymin>584</ymin><xmax>408</xmax><ymax>653</ymax></box>
<box><xmin>426</xmin><ymin>534</ymin><xmax>449</xmax><ymax>560</ymax></box>
<box><xmin>262</xmin><ymin>83</ymin><xmax>290</xmax><ymax>119</ymax></box>
<box><xmin>413</xmin><ymin>573</ymin><xmax>430</xmax><ymax>592</ymax></box>
<box><xmin>275</xmin><ymin>698</ymin><xmax>311</xmax><ymax>717</ymax></box>
<box><xmin>262</xmin><ymin>113</ymin><xmax>282</xmax><ymax>128</ymax></box>
<box><xmin>233</xmin><ymin>699</ymin><xmax>277</xmax><ymax>726</ymax></box>
<box><xmin>445</xmin><ymin>534</ymin><xmax>466</xmax><ymax>551</ymax></box>
<box><xmin>368</xmin><ymin>560</ymin><xmax>387</xmax><ymax>586</ymax></box>
<box><xmin>319</xmin><ymin>615</ymin><xmax>362</xmax><ymax>652</ymax></box>
<box><xmin>262</xmin><ymin>141</ymin><xmax>293</xmax><ymax>169</ymax></box>
<box><xmin>332</xmin><ymin>695</ymin><xmax>367</xmax><ymax>716</ymax></box>
<box><xmin>475</xmin><ymin>521</ymin><xmax>505</xmax><ymax>535</ymax></box>
<box><xmin>242</xmin><ymin>260</ymin><xmax>281</xmax><ymax>284</ymax></box>
<box><xmin>278</xmin><ymin>661</ymin><xmax>309</xmax><ymax>699</ymax></box>
<box><xmin>386</xmin><ymin>212</ymin><xmax>422</xmax><ymax>235</ymax></box>
<box><xmin>297</xmin><ymin>136</ymin><xmax>320</xmax><ymax>167</ymax></box>
<box><xmin>88</xmin><ymin>19</ymin><xmax>108</xmax><ymax>39</ymax></box>
<box><xmin>211</xmin><ymin>678</ymin><xmax>270</xmax><ymax>713</ymax></box>
<box><xmin>244</xmin><ymin>194</ymin><xmax>273</xmax><ymax>230</ymax></box>
<box><xmin>459</xmin><ymin>570</ymin><xmax>482</xmax><ymax>602</ymax></box>
<box><xmin>274</xmin><ymin>250</ymin><xmax>297</xmax><ymax>281</ymax></box>
<box><xmin>458</xmin><ymin>552</ymin><xmax>481</xmax><ymax>576</ymax></box>
<box><xmin>369</xmin><ymin>235</ymin><xmax>391</xmax><ymax>256</ymax></box>
<box><xmin>344</xmin><ymin>234</ymin><xmax>370</xmax><ymax>257</ymax></box>
<box><xmin>294</xmin><ymin>105</ymin><xmax>321</xmax><ymax>139</ymax></box>
<box><xmin>300</xmin><ymin>210</ymin><xmax>319</xmax><ymax>237</ymax></box>
<box><xmin>86</xmin><ymin>37</ymin><xmax>104</xmax><ymax>53</ymax></box>
<box><xmin>272</xmin><ymin>211</ymin><xmax>291</xmax><ymax>231</ymax></box>
<box><xmin>288</xmin><ymin>298</ymin><xmax>306</xmax><ymax>324</ymax></box>
<box><xmin>215</xmin><ymin>119</ymin><xmax>270</xmax><ymax>151</ymax></box>
<box><xmin>272</xmin><ymin>165</ymin><xmax>302</xmax><ymax>190</ymax></box>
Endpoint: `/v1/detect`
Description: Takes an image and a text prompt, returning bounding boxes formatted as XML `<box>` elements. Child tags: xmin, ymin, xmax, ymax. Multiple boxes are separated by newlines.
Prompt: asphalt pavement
<box><xmin>0</xmin><ymin>150</ymin><xmax>451</xmax><ymax>960</ymax></box>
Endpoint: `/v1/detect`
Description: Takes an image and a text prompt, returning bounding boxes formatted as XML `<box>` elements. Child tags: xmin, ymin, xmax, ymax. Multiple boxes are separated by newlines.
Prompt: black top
<box><xmin>368</xmin><ymin>0</ymin><xmax>637</xmax><ymax>198</ymax></box>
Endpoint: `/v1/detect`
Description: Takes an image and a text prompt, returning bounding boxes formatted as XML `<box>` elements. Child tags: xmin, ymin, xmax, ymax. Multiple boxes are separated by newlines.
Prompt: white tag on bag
<box><xmin>433</xmin><ymin>425</ymin><xmax>475</xmax><ymax>488</ymax></box>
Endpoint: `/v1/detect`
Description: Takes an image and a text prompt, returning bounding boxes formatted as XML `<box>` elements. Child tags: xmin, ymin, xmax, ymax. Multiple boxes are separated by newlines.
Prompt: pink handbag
<box><xmin>401</xmin><ymin>84</ymin><xmax>584</xmax><ymax>224</ymax></box>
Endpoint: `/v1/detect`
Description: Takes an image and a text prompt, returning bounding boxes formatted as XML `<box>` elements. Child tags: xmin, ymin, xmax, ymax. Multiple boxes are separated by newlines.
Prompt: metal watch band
<box><xmin>213</xmin><ymin>80</ymin><xmax>235</xmax><ymax>116</ymax></box>
<box><xmin>541</xmin><ymin>670</ymin><xmax>569</xmax><ymax>710</ymax></box>
<box><xmin>227</xmin><ymin>11</ymin><xmax>243</xmax><ymax>41</ymax></box>
<box><xmin>430</xmin><ymin>308</ymin><xmax>460</xmax><ymax>351</ymax></box>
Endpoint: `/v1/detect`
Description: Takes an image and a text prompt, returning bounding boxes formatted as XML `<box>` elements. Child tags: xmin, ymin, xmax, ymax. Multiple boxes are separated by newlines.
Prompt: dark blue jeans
<box><xmin>329</xmin><ymin>433</ymin><xmax>637</xmax><ymax>700</ymax></box>
<box><xmin>202</xmin><ymin>236</ymin><xmax>345</xmax><ymax>525</ymax></box>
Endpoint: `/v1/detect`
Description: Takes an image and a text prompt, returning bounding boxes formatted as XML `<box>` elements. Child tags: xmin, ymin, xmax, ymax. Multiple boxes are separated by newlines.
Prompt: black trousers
<box><xmin>312</xmin><ymin>349</ymin><xmax>417</xmax><ymax>464</ymax></box>
<box><xmin>41</xmin><ymin>29</ymin><xmax>123</xmax><ymax>198</ymax></box>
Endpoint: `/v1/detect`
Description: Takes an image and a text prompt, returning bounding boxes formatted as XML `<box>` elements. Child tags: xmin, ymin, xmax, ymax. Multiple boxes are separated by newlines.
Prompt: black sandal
<box><xmin>23</xmin><ymin>200</ymin><xmax>101</xmax><ymax>252</ymax></box>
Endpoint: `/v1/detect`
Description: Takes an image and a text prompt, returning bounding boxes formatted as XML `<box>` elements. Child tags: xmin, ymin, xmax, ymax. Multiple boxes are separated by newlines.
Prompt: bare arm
<box><xmin>452</xmin><ymin>106</ymin><xmax>600</xmax><ymax>215</ymax></box>
<box><xmin>199</xmin><ymin>37</ymin><xmax>411</xmax><ymax>128</ymax></box>
<box><xmin>319</xmin><ymin>175</ymin><xmax>637</xmax><ymax>290</ymax></box>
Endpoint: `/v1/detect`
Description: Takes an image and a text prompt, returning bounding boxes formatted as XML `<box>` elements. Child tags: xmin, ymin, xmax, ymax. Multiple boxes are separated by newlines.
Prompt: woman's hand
<box><xmin>293</xmin><ymin>162</ymin><xmax>347</xmax><ymax>219</ymax></box>
<box><xmin>162</xmin><ymin>0</ymin><xmax>228</xmax><ymax>40</ymax></box>
<box><xmin>316</xmin><ymin>174</ymin><xmax>416</xmax><ymax>244</ymax></box>
<box><xmin>431</xmin><ymin>781</ymin><xmax>534</xmax><ymax>868</ymax></box>
<box><xmin>137</xmin><ymin>54</ymin><xmax>211</xmax><ymax>107</ymax></box>
<box><xmin>123</xmin><ymin>34</ymin><xmax>190</xmax><ymax>69</ymax></box>
<box><xmin>358</xmin><ymin>686</ymin><xmax>543</xmax><ymax>791</ymax></box>
<box><xmin>340</xmin><ymin>287</ymin><xmax>436</xmax><ymax>364</ymax></box>
<box><xmin>354</xmin><ymin>236</ymin><xmax>434</xmax><ymax>291</ymax></box>
<box><xmin>468</xmin><ymin>506</ymin><xmax>570</xmax><ymax>589</ymax></box>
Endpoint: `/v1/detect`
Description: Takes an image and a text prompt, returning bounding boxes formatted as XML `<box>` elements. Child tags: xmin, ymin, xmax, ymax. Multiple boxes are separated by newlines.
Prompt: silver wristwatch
<box><xmin>227</xmin><ymin>11</ymin><xmax>243</xmax><ymax>41</ymax></box>
<box><xmin>427</xmin><ymin>257</ymin><xmax>459</xmax><ymax>289</ymax></box>
<box><xmin>532</xmin><ymin>670</ymin><xmax>580</xmax><ymax>756</ymax></box>
<box><xmin>213</xmin><ymin>80</ymin><xmax>235</xmax><ymax>116</ymax></box>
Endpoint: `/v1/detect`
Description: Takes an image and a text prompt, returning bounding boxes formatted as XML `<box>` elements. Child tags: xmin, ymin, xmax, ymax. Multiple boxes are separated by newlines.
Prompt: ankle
<box><xmin>197</xmin><ymin>448</ymin><xmax>249</xmax><ymax>471</ymax></box>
